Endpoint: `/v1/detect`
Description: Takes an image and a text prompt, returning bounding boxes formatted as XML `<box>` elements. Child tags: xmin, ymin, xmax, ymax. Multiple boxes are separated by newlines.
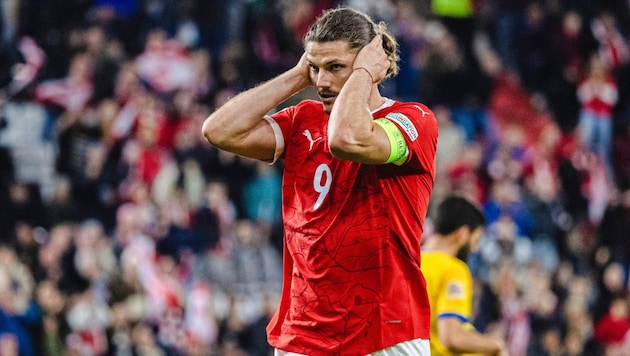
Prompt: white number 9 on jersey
<box><xmin>313</xmin><ymin>163</ymin><xmax>331</xmax><ymax>210</ymax></box>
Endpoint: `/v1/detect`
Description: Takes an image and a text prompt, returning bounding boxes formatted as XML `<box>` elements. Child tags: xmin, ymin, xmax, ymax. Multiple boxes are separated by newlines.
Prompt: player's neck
<box><xmin>422</xmin><ymin>235</ymin><xmax>459</xmax><ymax>257</ymax></box>
<box><xmin>368</xmin><ymin>90</ymin><xmax>386</xmax><ymax>112</ymax></box>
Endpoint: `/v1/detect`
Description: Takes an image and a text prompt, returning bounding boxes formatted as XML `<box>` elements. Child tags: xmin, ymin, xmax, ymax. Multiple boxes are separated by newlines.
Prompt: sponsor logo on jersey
<box><xmin>446</xmin><ymin>281</ymin><xmax>465</xmax><ymax>299</ymax></box>
<box><xmin>303</xmin><ymin>129</ymin><xmax>322</xmax><ymax>151</ymax></box>
<box><xmin>386</xmin><ymin>112</ymin><xmax>418</xmax><ymax>141</ymax></box>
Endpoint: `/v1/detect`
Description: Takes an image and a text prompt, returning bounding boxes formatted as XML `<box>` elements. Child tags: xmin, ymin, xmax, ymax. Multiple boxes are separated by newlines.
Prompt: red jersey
<box><xmin>265</xmin><ymin>99</ymin><xmax>437</xmax><ymax>355</ymax></box>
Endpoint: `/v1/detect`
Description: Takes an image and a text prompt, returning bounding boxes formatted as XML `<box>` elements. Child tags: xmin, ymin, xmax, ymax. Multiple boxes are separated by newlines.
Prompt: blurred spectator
<box><xmin>1</xmin><ymin>36</ymin><xmax>46</xmax><ymax>99</ymax></box>
<box><xmin>35</xmin><ymin>279</ymin><xmax>67</xmax><ymax>356</ymax></box>
<box><xmin>134</xmin><ymin>29</ymin><xmax>199</xmax><ymax>95</ymax></box>
<box><xmin>492</xmin><ymin>258</ymin><xmax>530</xmax><ymax>356</ymax></box>
<box><xmin>183</xmin><ymin>280</ymin><xmax>219</xmax><ymax>354</ymax></box>
<box><xmin>612</xmin><ymin>125</ymin><xmax>630</xmax><ymax>190</ymax></box>
<box><xmin>0</xmin><ymin>85</ymin><xmax>55</xmax><ymax>202</ymax></box>
<box><xmin>1</xmin><ymin>0</ymin><xmax>19</xmax><ymax>46</ymax></box>
<box><xmin>484</xmin><ymin>179</ymin><xmax>535</xmax><ymax>238</ymax></box>
<box><xmin>590</xmin><ymin>11</ymin><xmax>629</xmax><ymax>74</ymax></box>
<box><xmin>522</xmin><ymin>262</ymin><xmax>562</xmax><ymax>353</ymax></box>
<box><xmin>240</xmin><ymin>292</ymin><xmax>280</xmax><ymax>356</ymax></box>
<box><xmin>388</xmin><ymin>0</ymin><xmax>429</xmax><ymax>101</ymax></box>
<box><xmin>420</xmin><ymin>22</ymin><xmax>493</xmax><ymax>143</ymax></box>
<box><xmin>65</xmin><ymin>288</ymin><xmax>110</xmax><ymax>355</ymax></box>
<box><xmin>231</xmin><ymin>219</ymin><xmax>282</xmax><ymax>298</ymax></box>
<box><xmin>576</xmin><ymin>52</ymin><xmax>618</xmax><ymax>177</ymax></box>
<box><xmin>192</xmin><ymin>179</ymin><xmax>237</xmax><ymax>254</ymax></box>
<box><xmin>489</xmin><ymin>0</ymin><xmax>528</xmax><ymax>75</ymax></box>
<box><xmin>514</xmin><ymin>1</ymin><xmax>560</xmax><ymax>95</ymax></box>
<box><xmin>543</xmin><ymin>9</ymin><xmax>588</xmax><ymax>133</ymax></box>
<box><xmin>140</xmin><ymin>0</ymin><xmax>180</xmax><ymax>37</ymax></box>
<box><xmin>521</xmin><ymin>123</ymin><xmax>569</xmax><ymax>272</ymax></box>
<box><xmin>596</xmin><ymin>188</ymin><xmax>630</xmax><ymax>271</ymax></box>
<box><xmin>45</xmin><ymin>175</ymin><xmax>82</xmax><ymax>226</ymax></box>
<box><xmin>35</xmin><ymin>51</ymin><xmax>94</xmax><ymax>114</ymax></box>
<box><xmin>242</xmin><ymin>161</ymin><xmax>282</xmax><ymax>230</ymax></box>
<box><xmin>72</xmin><ymin>219</ymin><xmax>116</xmax><ymax>286</ymax></box>
<box><xmin>478</xmin><ymin>216</ymin><xmax>533</xmax><ymax>278</ymax></box>
<box><xmin>434</xmin><ymin>104</ymin><xmax>466</xmax><ymax>176</ymax></box>
<box><xmin>0</xmin><ymin>245</ymin><xmax>40</xmax><ymax>356</ymax></box>
<box><xmin>529</xmin><ymin>326</ymin><xmax>563</xmax><ymax>356</ymax></box>
<box><xmin>434</xmin><ymin>142</ymin><xmax>488</xmax><ymax>215</ymax></box>
<box><xmin>561</xmin><ymin>274</ymin><xmax>598</xmax><ymax>353</ymax></box>
<box><xmin>593</xmin><ymin>296</ymin><xmax>630</xmax><ymax>354</ymax></box>
<box><xmin>33</xmin><ymin>223</ymin><xmax>73</xmax><ymax>283</ymax></box>
<box><xmin>2</xmin><ymin>182</ymin><xmax>47</xmax><ymax>240</ymax></box>
<box><xmin>153</xmin><ymin>184</ymin><xmax>196</xmax><ymax>254</ymax></box>
<box><xmin>429</xmin><ymin>0</ymin><xmax>478</xmax><ymax>65</ymax></box>
<box><xmin>130</xmin><ymin>321</ymin><xmax>166</xmax><ymax>355</ymax></box>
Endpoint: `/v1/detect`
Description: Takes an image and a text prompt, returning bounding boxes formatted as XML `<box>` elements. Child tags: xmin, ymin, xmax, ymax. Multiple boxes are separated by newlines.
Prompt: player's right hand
<box><xmin>293</xmin><ymin>52</ymin><xmax>313</xmax><ymax>89</ymax></box>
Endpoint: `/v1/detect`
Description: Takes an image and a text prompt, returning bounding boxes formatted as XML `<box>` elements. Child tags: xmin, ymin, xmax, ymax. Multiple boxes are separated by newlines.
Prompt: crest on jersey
<box><xmin>386</xmin><ymin>112</ymin><xmax>418</xmax><ymax>141</ymax></box>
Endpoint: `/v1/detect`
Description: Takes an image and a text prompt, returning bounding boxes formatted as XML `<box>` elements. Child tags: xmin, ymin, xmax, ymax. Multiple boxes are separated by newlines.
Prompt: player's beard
<box><xmin>456</xmin><ymin>243</ymin><xmax>472</xmax><ymax>262</ymax></box>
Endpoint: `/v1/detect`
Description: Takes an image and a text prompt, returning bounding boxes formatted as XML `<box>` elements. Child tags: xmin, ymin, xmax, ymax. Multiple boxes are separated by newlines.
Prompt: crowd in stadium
<box><xmin>0</xmin><ymin>0</ymin><xmax>630</xmax><ymax>355</ymax></box>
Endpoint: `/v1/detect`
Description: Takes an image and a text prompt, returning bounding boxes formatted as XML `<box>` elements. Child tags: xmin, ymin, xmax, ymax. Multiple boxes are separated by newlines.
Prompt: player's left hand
<box><xmin>353</xmin><ymin>35</ymin><xmax>389</xmax><ymax>83</ymax></box>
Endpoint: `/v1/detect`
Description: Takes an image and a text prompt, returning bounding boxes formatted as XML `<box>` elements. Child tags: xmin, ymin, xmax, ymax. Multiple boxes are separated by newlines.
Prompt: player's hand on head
<box><xmin>353</xmin><ymin>35</ymin><xmax>389</xmax><ymax>83</ymax></box>
<box><xmin>293</xmin><ymin>52</ymin><xmax>313</xmax><ymax>88</ymax></box>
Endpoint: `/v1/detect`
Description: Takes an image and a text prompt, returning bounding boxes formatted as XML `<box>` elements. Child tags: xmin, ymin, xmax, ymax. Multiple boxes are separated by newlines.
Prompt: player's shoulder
<box><xmin>274</xmin><ymin>99</ymin><xmax>322</xmax><ymax>117</ymax></box>
<box><xmin>423</xmin><ymin>251</ymin><xmax>455</xmax><ymax>263</ymax></box>
<box><xmin>379</xmin><ymin>100</ymin><xmax>434</xmax><ymax>118</ymax></box>
<box><xmin>377</xmin><ymin>104</ymin><xmax>434</xmax><ymax>147</ymax></box>
<box><xmin>422</xmin><ymin>251</ymin><xmax>469</xmax><ymax>273</ymax></box>
<box><xmin>294</xmin><ymin>99</ymin><xmax>324</xmax><ymax>112</ymax></box>
<box><xmin>378</xmin><ymin>100</ymin><xmax>437</xmax><ymax>137</ymax></box>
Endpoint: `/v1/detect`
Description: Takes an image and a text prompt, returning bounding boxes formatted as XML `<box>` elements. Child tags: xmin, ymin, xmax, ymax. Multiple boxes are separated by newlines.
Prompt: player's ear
<box><xmin>454</xmin><ymin>226</ymin><xmax>470</xmax><ymax>246</ymax></box>
<box><xmin>469</xmin><ymin>227</ymin><xmax>484</xmax><ymax>251</ymax></box>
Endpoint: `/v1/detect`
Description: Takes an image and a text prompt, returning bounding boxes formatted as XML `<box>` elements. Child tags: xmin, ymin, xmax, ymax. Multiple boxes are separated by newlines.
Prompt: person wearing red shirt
<box><xmin>202</xmin><ymin>7</ymin><xmax>437</xmax><ymax>355</ymax></box>
<box><xmin>593</xmin><ymin>296</ymin><xmax>630</xmax><ymax>355</ymax></box>
<box><xmin>576</xmin><ymin>52</ymin><xmax>618</xmax><ymax>175</ymax></box>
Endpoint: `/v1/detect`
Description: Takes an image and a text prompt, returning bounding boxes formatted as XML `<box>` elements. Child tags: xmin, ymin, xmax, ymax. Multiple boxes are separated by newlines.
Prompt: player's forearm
<box><xmin>445</xmin><ymin>331</ymin><xmax>507</xmax><ymax>355</ymax></box>
<box><xmin>202</xmin><ymin>67</ymin><xmax>308</xmax><ymax>150</ymax></box>
<box><xmin>439</xmin><ymin>321</ymin><xmax>507</xmax><ymax>355</ymax></box>
<box><xmin>328</xmin><ymin>69</ymin><xmax>383</xmax><ymax>163</ymax></box>
<box><xmin>451</xmin><ymin>334</ymin><xmax>503</xmax><ymax>354</ymax></box>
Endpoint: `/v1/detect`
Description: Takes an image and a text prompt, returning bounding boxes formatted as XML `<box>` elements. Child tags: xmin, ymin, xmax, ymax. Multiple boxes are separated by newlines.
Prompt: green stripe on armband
<box><xmin>373</xmin><ymin>118</ymin><xmax>408</xmax><ymax>165</ymax></box>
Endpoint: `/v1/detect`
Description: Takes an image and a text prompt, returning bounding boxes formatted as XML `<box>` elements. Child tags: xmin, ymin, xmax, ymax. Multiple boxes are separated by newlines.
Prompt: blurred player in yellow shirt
<box><xmin>422</xmin><ymin>195</ymin><xmax>509</xmax><ymax>356</ymax></box>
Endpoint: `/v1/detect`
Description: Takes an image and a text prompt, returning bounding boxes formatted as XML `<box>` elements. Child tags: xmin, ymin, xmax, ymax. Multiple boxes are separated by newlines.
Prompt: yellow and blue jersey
<box><xmin>421</xmin><ymin>251</ymin><xmax>476</xmax><ymax>356</ymax></box>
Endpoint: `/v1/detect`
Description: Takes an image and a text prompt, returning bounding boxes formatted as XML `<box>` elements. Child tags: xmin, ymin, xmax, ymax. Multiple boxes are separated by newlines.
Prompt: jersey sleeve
<box><xmin>382</xmin><ymin>103</ymin><xmax>438</xmax><ymax>173</ymax></box>
<box><xmin>435</xmin><ymin>262</ymin><xmax>474</xmax><ymax>322</ymax></box>
<box><xmin>264</xmin><ymin>105</ymin><xmax>296</xmax><ymax>162</ymax></box>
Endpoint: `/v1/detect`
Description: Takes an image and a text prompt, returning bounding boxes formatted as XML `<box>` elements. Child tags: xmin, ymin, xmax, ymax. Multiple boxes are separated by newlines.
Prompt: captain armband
<box><xmin>373</xmin><ymin>118</ymin><xmax>409</xmax><ymax>165</ymax></box>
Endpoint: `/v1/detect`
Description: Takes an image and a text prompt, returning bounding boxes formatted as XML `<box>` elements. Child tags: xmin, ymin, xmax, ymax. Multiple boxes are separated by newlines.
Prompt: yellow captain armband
<box><xmin>373</xmin><ymin>118</ymin><xmax>409</xmax><ymax>165</ymax></box>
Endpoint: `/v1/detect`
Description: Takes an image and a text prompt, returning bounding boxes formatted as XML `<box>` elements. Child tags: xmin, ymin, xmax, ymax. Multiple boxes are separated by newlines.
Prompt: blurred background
<box><xmin>0</xmin><ymin>0</ymin><xmax>629</xmax><ymax>355</ymax></box>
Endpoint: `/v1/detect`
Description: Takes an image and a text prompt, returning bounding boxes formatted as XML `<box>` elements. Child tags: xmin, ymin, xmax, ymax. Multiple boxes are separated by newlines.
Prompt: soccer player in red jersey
<box><xmin>202</xmin><ymin>7</ymin><xmax>437</xmax><ymax>355</ymax></box>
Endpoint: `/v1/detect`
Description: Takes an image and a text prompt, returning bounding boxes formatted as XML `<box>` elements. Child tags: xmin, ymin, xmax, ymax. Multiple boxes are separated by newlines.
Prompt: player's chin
<box><xmin>321</xmin><ymin>97</ymin><xmax>336</xmax><ymax>114</ymax></box>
